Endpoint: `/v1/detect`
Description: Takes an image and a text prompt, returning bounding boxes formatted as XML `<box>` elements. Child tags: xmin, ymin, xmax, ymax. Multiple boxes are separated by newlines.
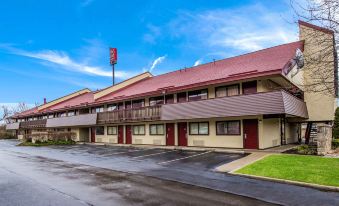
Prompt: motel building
<box><xmin>5</xmin><ymin>21</ymin><xmax>338</xmax><ymax>150</ymax></box>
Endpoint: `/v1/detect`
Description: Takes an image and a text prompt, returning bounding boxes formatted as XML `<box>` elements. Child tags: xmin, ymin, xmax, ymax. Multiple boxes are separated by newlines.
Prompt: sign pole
<box><xmin>112</xmin><ymin>63</ymin><xmax>115</xmax><ymax>85</ymax></box>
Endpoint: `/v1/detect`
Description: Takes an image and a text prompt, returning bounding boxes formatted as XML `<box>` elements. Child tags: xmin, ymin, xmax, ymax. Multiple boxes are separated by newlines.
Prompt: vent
<box><xmin>96</xmin><ymin>138</ymin><xmax>103</xmax><ymax>143</ymax></box>
<box><xmin>153</xmin><ymin>139</ymin><xmax>162</xmax><ymax>145</ymax></box>
<box><xmin>109</xmin><ymin>138</ymin><xmax>116</xmax><ymax>143</ymax></box>
<box><xmin>135</xmin><ymin>139</ymin><xmax>143</xmax><ymax>144</ymax></box>
<box><xmin>193</xmin><ymin>140</ymin><xmax>205</xmax><ymax>146</ymax></box>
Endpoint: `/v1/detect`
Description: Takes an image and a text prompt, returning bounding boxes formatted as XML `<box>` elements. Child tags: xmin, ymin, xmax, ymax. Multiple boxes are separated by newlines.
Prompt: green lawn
<box><xmin>235</xmin><ymin>154</ymin><xmax>339</xmax><ymax>187</ymax></box>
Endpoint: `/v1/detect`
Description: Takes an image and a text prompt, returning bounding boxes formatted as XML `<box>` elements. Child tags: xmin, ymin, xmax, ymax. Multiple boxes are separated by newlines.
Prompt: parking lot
<box><xmin>1</xmin><ymin>140</ymin><xmax>338</xmax><ymax>206</ymax></box>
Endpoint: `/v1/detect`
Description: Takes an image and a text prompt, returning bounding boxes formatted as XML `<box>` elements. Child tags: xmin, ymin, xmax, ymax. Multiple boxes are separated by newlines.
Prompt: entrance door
<box><xmin>243</xmin><ymin>119</ymin><xmax>258</xmax><ymax>149</ymax></box>
<box><xmin>118</xmin><ymin>125</ymin><xmax>124</xmax><ymax>144</ymax></box>
<box><xmin>166</xmin><ymin>123</ymin><xmax>175</xmax><ymax>146</ymax></box>
<box><xmin>90</xmin><ymin>127</ymin><xmax>96</xmax><ymax>143</ymax></box>
<box><xmin>242</xmin><ymin>81</ymin><xmax>257</xmax><ymax>95</ymax></box>
<box><xmin>177</xmin><ymin>122</ymin><xmax>187</xmax><ymax>146</ymax></box>
<box><xmin>125</xmin><ymin>125</ymin><xmax>132</xmax><ymax>144</ymax></box>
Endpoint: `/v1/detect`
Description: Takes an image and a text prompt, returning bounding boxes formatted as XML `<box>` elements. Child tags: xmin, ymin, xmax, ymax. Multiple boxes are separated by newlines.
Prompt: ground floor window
<box><xmin>133</xmin><ymin>125</ymin><xmax>145</xmax><ymax>135</ymax></box>
<box><xmin>107</xmin><ymin>126</ymin><xmax>117</xmax><ymax>135</ymax></box>
<box><xmin>216</xmin><ymin>121</ymin><xmax>241</xmax><ymax>135</ymax></box>
<box><xmin>189</xmin><ymin>122</ymin><xmax>209</xmax><ymax>135</ymax></box>
<box><xmin>150</xmin><ymin>124</ymin><xmax>164</xmax><ymax>135</ymax></box>
<box><xmin>96</xmin><ymin>126</ymin><xmax>105</xmax><ymax>135</ymax></box>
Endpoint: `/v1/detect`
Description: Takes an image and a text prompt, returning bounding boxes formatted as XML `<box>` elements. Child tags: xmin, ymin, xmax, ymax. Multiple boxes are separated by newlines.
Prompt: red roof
<box><xmin>98</xmin><ymin>41</ymin><xmax>304</xmax><ymax>102</ymax></box>
<box><xmin>13</xmin><ymin>40</ymin><xmax>304</xmax><ymax>117</ymax></box>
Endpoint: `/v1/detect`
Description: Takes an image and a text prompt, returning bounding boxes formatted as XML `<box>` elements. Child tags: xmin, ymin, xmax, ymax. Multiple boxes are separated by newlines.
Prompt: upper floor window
<box><xmin>188</xmin><ymin>89</ymin><xmax>208</xmax><ymax>101</ymax></box>
<box><xmin>177</xmin><ymin>92</ymin><xmax>187</xmax><ymax>103</ymax></box>
<box><xmin>242</xmin><ymin>81</ymin><xmax>257</xmax><ymax>95</ymax></box>
<box><xmin>132</xmin><ymin>99</ymin><xmax>145</xmax><ymax>108</ymax></box>
<box><xmin>48</xmin><ymin>114</ymin><xmax>54</xmax><ymax>119</ymax></box>
<box><xmin>92</xmin><ymin>107</ymin><xmax>104</xmax><ymax>113</ymax></box>
<box><xmin>107</xmin><ymin>104</ymin><xmax>117</xmax><ymax>111</ymax></box>
<box><xmin>68</xmin><ymin>111</ymin><xmax>75</xmax><ymax>116</ymax></box>
<box><xmin>150</xmin><ymin>96</ymin><xmax>164</xmax><ymax>106</ymax></box>
<box><xmin>165</xmin><ymin>94</ymin><xmax>174</xmax><ymax>104</ymax></box>
<box><xmin>60</xmin><ymin>112</ymin><xmax>67</xmax><ymax>117</ymax></box>
<box><xmin>215</xmin><ymin>84</ymin><xmax>240</xmax><ymax>98</ymax></box>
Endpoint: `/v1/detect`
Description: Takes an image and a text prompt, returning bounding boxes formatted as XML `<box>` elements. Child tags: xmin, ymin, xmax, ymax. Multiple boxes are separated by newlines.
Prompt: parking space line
<box><xmin>109</xmin><ymin>148</ymin><xmax>153</xmax><ymax>155</ymax></box>
<box><xmin>157</xmin><ymin>151</ymin><xmax>212</xmax><ymax>165</ymax></box>
<box><xmin>132</xmin><ymin>150</ymin><xmax>176</xmax><ymax>159</ymax></box>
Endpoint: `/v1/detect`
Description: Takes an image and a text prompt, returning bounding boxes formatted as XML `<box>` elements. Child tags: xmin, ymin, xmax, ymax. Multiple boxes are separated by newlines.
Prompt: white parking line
<box><xmin>158</xmin><ymin>151</ymin><xmax>212</xmax><ymax>165</ymax></box>
<box><xmin>132</xmin><ymin>150</ymin><xmax>176</xmax><ymax>159</ymax></box>
<box><xmin>109</xmin><ymin>149</ymin><xmax>143</xmax><ymax>155</ymax></box>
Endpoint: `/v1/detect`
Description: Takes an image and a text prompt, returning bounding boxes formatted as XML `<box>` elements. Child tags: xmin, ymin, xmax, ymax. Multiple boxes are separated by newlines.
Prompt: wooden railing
<box><xmin>20</xmin><ymin>119</ymin><xmax>47</xmax><ymax>129</ymax></box>
<box><xmin>97</xmin><ymin>105</ymin><xmax>161</xmax><ymax>124</ymax></box>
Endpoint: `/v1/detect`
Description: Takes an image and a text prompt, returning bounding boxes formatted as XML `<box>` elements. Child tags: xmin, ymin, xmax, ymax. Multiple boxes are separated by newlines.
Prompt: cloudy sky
<box><xmin>0</xmin><ymin>0</ymin><xmax>300</xmax><ymax>108</ymax></box>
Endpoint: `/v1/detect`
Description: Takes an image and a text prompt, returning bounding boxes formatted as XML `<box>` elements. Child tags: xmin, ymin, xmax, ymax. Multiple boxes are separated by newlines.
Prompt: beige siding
<box><xmin>285</xmin><ymin>122</ymin><xmax>299</xmax><ymax>144</ymax></box>
<box><xmin>259</xmin><ymin>118</ymin><xmax>281</xmax><ymax>149</ymax></box>
<box><xmin>131</xmin><ymin>122</ymin><xmax>166</xmax><ymax>145</ymax></box>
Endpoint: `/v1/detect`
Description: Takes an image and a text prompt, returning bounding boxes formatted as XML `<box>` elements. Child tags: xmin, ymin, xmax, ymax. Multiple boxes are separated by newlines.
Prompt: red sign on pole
<box><xmin>110</xmin><ymin>48</ymin><xmax>117</xmax><ymax>65</ymax></box>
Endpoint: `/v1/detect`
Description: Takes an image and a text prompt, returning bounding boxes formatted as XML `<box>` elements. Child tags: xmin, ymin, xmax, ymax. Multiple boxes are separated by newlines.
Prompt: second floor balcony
<box><xmin>20</xmin><ymin>119</ymin><xmax>47</xmax><ymax>129</ymax></box>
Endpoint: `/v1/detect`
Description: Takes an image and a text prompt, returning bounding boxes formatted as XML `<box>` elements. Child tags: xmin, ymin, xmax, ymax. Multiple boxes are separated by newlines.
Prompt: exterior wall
<box><xmin>131</xmin><ymin>122</ymin><xmax>166</xmax><ymax>145</ymax></box>
<box><xmin>259</xmin><ymin>118</ymin><xmax>281</xmax><ymax>149</ymax></box>
<box><xmin>79</xmin><ymin>128</ymin><xmax>90</xmax><ymax>142</ymax></box>
<box><xmin>285</xmin><ymin>122</ymin><xmax>299</xmax><ymax>144</ymax></box>
<box><xmin>296</xmin><ymin>24</ymin><xmax>336</xmax><ymax>121</ymax></box>
<box><xmin>95</xmin><ymin>125</ymin><xmax>118</xmax><ymax>143</ymax></box>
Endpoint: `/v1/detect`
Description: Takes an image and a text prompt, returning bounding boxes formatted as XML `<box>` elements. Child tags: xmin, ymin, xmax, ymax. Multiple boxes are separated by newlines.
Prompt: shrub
<box><xmin>296</xmin><ymin>144</ymin><xmax>317</xmax><ymax>155</ymax></box>
<box><xmin>332</xmin><ymin>139</ymin><xmax>339</xmax><ymax>149</ymax></box>
<box><xmin>333</xmin><ymin>107</ymin><xmax>339</xmax><ymax>139</ymax></box>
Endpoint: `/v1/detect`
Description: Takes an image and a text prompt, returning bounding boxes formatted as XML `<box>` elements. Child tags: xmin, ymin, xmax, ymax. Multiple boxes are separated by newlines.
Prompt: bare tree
<box><xmin>0</xmin><ymin>106</ymin><xmax>12</xmax><ymax>124</ymax></box>
<box><xmin>291</xmin><ymin>0</ymin><xmax>338</xmax><ymax>95</ymax></box>
<box><xmin>13</xmin><ymin>102</ymin><xmax>30</xmax><ymax>114</ymax></box>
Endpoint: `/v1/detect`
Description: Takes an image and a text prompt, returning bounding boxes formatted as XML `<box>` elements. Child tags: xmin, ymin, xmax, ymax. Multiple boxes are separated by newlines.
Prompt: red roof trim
<box><xmin>298</xmin><ymin>20</ymin><xmax>334</xmax><ymax>35</ymax></box>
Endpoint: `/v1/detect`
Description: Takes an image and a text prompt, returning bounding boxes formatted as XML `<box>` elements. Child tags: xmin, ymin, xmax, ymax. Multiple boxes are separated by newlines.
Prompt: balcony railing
<box><xmin>20</xmin><ymin>119</ymin><xmax>47</xmax><ymax>129</ymax></box>
<box><xmin>97</xmin><ymin>105</ymin><xmax>161</xmax><ymax>124</ymax></box>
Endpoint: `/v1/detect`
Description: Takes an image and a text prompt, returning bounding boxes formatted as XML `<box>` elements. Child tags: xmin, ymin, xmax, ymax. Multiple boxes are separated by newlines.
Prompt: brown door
<box><xmin>243</xmin><ymin>119</ymin><xmax>258</xmax><ymax>149</ymax></box>
<box><xmin>118</xmin><ymin>125</ymin><xmax>124</xmax><ymax>144</ymax></box>
<box><xmin>125</xmin><ymin>125</ymin><xmax>132</xmax><ymax>144</ymax></box>
<box><xmin>242</xmin><ymin>81</ymin><xmax>257</xmax><ymax>95</ymax></box>
<box><xmin>166</xmin><ymin>123</ymin><xmax>175</xmax><ymax>146</ymax></box>
<box><xmin>90</xmin><ymin>127</ymin><xmax>96</xmax><ymax>143</ymax></box>
<box><xmin>178</xmin><ymin>122</ymin><xmax>187</xmax><ymax>146</ymax></box>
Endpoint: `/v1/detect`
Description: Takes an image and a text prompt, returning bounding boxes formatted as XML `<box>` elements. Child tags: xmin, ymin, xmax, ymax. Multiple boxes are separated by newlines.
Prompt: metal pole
<box><xmin>112</xmin><ymin>63</ymin><xmax>115</xmax><ymax>85</ymax></box>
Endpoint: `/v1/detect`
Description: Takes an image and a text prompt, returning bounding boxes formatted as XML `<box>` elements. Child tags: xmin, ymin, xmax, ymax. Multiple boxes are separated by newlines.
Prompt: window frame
<box><xmin>215</xmin><ymin>84</ymin><xmax>240</xmax><ymax>98</ymax></box>
<box><xmin>149</xmin><ymin>96</ymin><xmax>164</xmax><ymax>106</ymax></box>
<box><xmin>149</xmin><ymin>124</ymin><xmax>165</xmax><ymax>135</ymax></box>
<box><xmin>107</xmin><ymin>126</ymin><xmax>117</xmax><ymax>135</ymax></box>
<box><xmin>133</xmin><ymin>125</ymin><xmax>146</xmax><ymax>135</ymax></box>
<box><xmin>188</xmin><ymin>89</ymin><xmax>208</xmax><ymax>102</ymax></box>
<box><xmin>189</xmin><ymin>122</ymin><xmax>209</xmax><ymax>135</ymax></box>
<box><xmin>216</xmin><ymin>120</ymin><xmax>241</xmax><ymax>135</ymax></box>
<box><xmin>95</xmin><ymin>126</ymin><xmax>105</xmax><ymax>135</ymax></box>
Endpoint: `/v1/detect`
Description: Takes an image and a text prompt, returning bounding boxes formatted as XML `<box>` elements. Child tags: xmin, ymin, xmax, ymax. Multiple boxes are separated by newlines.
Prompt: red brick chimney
<box><xmin>44</xmin><ymin>98</ymin><xmax>47</xmax><ymax>104</ymax></box>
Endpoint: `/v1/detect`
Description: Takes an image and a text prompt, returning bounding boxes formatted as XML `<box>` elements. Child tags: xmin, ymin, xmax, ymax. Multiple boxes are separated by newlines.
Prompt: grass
<box><xmin>18</xmin><ymin>140</ymin><xmax>76</xmax><ymax>147</ymax></box>
<box><xmin>235</xmin><ymin>154</ymin><xmax>339</xmax><ymax>187</ymax></box>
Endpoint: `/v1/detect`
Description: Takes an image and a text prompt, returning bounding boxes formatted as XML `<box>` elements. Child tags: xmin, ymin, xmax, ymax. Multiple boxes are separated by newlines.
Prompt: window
<box><xmin>189</xmin><ymin>122</ymin><xmax>209</xmax><ymax>135</ymax></box>
<box><xmin>132</xmin><ymin>99</ymin><xmax>145</xmax><ymax>108</ymax></box>
<box><xmin>96</xmin><ymin>126</ymin><xmax>105</xmax><ymax>135</ymax></box>
<box><xmin>133</xmin><ymin>125</ymin><xmax>145</xmax><ymax>135</ymax></box>
<box><xmin>165</xmin><ymin>94</ymin><xmax>174</xmax><ymax>104</ymax></box>
<box><xmin>216</xmin><ymin>121</ymin><xmax>241</xmax><ymax>135</ymax></box>
<box><xmin>177</xmin><ymin>92</ymin><xmax>187</xmax><ymax>103</ymax></box>
<box><xmin>149</xmin><ymin>124</ymin><xmax>164</xmax><ymax>135</ymax></box>
<box><xmin>215</xmin><ymin>84</ymin><xmax>240</xmax><ymax>98</ymax></box>
<box><xmin>107</xmin><ymin>126</ymin><xmax>117</xmax><ymax>135</ymax></box>
<box><xmin>48</xmin><ymin>114</ymin><xmax>54</xmax><ymax>119</ymax></box>
<box><xmin>188</xmin><ymin>89</ymin><xmax>208</xmax><ymax>101</ymax></box>
<box><xmin>96</xmin><ymin>107</ymin><xmax>104</xmax><ymax>113</ymax></box>
<box><xmin>107</xmin><ymin>104</ymin><xmax>117</xmax><ymax>111</ymax></box>
<box><xmin>149</xmin><ymin>96</ymin><xmax>164</xmax><ymax>106</ymax></box>
<box><xmin>68</xmin><ymin>111</ymin><xmax>75</xmax><ymax>116</ymax></box>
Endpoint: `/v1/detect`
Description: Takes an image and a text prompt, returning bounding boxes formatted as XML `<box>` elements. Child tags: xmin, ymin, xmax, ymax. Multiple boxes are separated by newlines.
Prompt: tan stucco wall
<box><xmin>259</xmin><ymin>118</ymin><xmax>281</xmax><ymax>149</ymax></box>
<box><xmin>297</xmin><ymin>24</ymin><xmax>337</xmax><ymax>121</ymax></box>
<box><xmin>285</xmin><ymin>122</ymin><xmax>299</xmax><ymax>144</ymax></box>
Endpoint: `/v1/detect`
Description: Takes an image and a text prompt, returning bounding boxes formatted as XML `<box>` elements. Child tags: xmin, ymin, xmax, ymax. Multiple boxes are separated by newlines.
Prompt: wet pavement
<box><xmin>0</xmin><ymin>140</ymin><xmax>338</xmax><ymax>206</ymax></box>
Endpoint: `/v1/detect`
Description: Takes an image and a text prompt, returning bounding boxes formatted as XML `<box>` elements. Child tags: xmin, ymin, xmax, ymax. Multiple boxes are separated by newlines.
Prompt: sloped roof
<box><xmin>12</xmin><ymin>40</ymin><xmax>304</xmax><ymax>118</ymax></box>
<box><xmin>98</xmin><ymin>41</ymin><xmax>304</xmax><ymax>102</ymax></box>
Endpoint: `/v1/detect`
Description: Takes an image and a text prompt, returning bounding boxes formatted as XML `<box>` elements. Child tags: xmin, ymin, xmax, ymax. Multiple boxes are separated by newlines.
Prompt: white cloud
<box><xmin>0</xmin><ymin>44</ymin><xmax>132</xmax><ymax>79</ymax></box>
<box><xmin>193</xmin><ymin>59</ymin><xmax>202</xmax><ymax>66</ymax></box>
<box><xmin>149</xmin><ymin>55</ymin><xmax>166</xmax><ymax>72</ymax></box>
<box><xmin>168</xmin><ymin>4</ymin><xmax>298</xmax><ymax>54</ymax></box>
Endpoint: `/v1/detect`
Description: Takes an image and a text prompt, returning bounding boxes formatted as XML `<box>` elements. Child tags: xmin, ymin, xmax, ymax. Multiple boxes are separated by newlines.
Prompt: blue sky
<box><xmin>0</xmin><ymin>0</ymin><xmax>299</xmax><ymax>107</ymax></box>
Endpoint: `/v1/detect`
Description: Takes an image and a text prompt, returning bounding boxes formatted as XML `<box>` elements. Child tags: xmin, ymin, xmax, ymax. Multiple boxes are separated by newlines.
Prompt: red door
<box><xmin>91</xmin><ymin>127</ymin><xmax>96</xmax><ymax>143</ymax></box>
<box><xmin>178</xmin><ymin>122</ymin><xmax>187</xmax><ymax>146</ymax></box>
<box><xmin>125</xmin><ymin>125</ymin><xmax>132</xmax><ymax>144</ymax></box>
<box><xmin>166</xmin><ymin>123</ymin><xmax>175</xmax><ymax>146</ymax></box>
<box><xmin>243</xmin><ymin>119</ymin><xmax>258</xmax><ymax>149</ymax></box>
<box><xmin>242</xmin><ymin>81</ymin><xmax>257</xmax><ymax>95</ymax></box>
<box><xmin>118</xmin><ymin>125</ymin><xmax>124</xmax><ymax>144</ymax></box>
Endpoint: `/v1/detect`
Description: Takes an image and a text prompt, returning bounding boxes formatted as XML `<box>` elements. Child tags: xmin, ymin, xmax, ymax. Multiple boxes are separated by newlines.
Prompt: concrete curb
<box><xmin>232</xmin><ymin>173</ymin><xmax>339</xmax><ymax>192</ymax></box>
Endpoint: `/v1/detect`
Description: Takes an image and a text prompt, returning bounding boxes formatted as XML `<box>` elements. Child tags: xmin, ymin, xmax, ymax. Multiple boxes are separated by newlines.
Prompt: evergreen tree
<box><xmin>333</xmin><ymin>107</ymin><xmax>339</xmax><ymax>139</ymax></box>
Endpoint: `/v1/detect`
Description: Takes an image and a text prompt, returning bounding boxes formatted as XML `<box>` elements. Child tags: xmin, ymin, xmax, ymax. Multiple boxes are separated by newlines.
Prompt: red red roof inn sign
<box><xmin>110</xmin><ymin>48</ymin><xmax>117</xmax><ymax>65</ymax></box>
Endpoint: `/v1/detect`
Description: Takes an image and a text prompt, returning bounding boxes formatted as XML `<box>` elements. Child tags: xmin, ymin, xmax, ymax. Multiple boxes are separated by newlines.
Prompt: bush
<box><xmin>296</xmin><ymin>145</ymin><xmax>317</xmax><ymax>155</ymax></box>
<box><xmin>333</xmin><ymin>107</ymin><xmax>339</xmax><ymax>139</ymax></box>
<box><xmin>332</xmin><ymin>139</ymin><xmax>339</xmax><ymax>149</ymax></box>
